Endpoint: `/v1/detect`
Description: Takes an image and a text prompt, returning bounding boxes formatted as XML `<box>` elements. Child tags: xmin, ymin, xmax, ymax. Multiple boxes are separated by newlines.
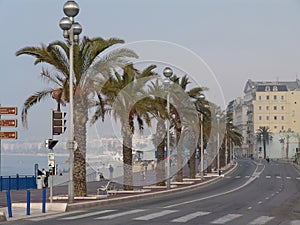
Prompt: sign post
<box><xmin>0</xmin><ymin>105</ymin><xmax>18</xmax><ymax>176</ymax></box>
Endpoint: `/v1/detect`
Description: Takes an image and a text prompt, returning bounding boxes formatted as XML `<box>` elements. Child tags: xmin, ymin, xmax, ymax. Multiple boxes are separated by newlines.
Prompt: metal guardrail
<box><xmin>0</xmin><ymin>175</ymin><xmax>36</xmax><ymax>191</ymax></box>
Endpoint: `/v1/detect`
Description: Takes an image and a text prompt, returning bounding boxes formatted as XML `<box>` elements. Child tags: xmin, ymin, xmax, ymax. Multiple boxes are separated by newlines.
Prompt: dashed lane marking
<box><xmin>95</xmin><ymin>209</ymin><xmax>146</xmax><ymax>220</ymax></box>
<box><xmin>171</xmin><ymin>211</ymin><xmax>211</xmax><ymax>223</ymax></box>
<box><xmin>249</xmin><ymin>216</ymin><xmax>274</xmax><ymax>224</ymax></box>
<box><xmin>211</xmin><ymin>214</ymin><xmax>242</xmax><ymax>224</ymax></box>
<box><xmin>60</xmin><ymin>210</ymin><xmax>116</xmax><ymax>220</ymax></box>
<box><xmin>133</xmin><ymin>210</ymin><xmax>177</xmax><ymax>221</ymax></box>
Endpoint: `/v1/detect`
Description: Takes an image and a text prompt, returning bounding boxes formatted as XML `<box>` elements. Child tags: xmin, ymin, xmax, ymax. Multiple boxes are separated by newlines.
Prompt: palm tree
<box><xmin>91</xmin><ymin>64</ymin><xmax>157</xmax><ymax>190</ymax></box>
<box><xmin>16</xmin><ymin>36</ymin><xmax>137</xmax><ymax>196</ymax></box>
<box><xmin>222</xmin><ymin>116</ymin><xmax>243</xmax><ymax>166</ymax></box>
<box><xmin>256</xmin><ymin>126</ymin><xmax>272</xmax><ymax>159</ymax></box>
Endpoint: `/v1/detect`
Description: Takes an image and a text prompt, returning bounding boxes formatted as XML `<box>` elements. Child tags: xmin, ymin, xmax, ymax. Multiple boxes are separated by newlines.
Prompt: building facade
<box><xmin>236</xmin><ymin>79</ymin><xmax>300</xmax><ymax>159</ymax></box>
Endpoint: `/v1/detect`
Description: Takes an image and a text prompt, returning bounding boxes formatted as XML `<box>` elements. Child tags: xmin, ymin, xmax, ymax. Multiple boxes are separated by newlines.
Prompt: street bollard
<box><xmin>26</xmin><ymin>189</ymin><xmax>30</xmax><ymax>215</ymax></box>
<box><xmin>6</xmin><ymin>191</ymin><xmax>12</xmax><ymax>218</ymax></box>
<box><xmin>42</xmin><ymin>188</ymin><xmax>46</xmax><ymax>213</ymax></box>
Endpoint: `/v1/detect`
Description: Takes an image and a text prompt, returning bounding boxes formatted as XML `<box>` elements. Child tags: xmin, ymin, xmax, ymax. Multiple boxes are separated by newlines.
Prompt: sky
<box><xmin>1</xmin><ymin>0</ymin><xmax>300</xmax><ymax>145</ymax></box>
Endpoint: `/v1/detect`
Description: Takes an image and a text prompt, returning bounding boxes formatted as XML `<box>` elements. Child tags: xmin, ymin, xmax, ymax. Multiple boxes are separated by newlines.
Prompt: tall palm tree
<box><xmin>16</xmin><ymin>36</ymin><xmax>137</xmax><ymax>196</ymax></box>
<box><xmin>91</xmin><ymin>64</ymin><xmax>157</xmax><ymax>190</ymax></box>
<box><xmin>222</xmin><ymin>116</ymin><xmax>243</xmax><ymax>166</ymax></box>
<box><xmin>256</xmin><ymin>126</ymin><xmax>272</xmax><ymax>159</ymax></box>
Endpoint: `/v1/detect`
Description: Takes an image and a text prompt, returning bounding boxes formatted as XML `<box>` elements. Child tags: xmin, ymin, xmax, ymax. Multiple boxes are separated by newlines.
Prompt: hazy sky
<box><xmin>1</xmin><ymin>0</ymin><xmax>300</xmax><ymax>144</ymax></box>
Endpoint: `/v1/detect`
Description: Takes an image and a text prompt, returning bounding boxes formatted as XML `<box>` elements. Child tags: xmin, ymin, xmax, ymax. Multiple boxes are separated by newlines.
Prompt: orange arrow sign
<box><xmin>0</xmin><ymin>119</ymin><xmax>17</xmax><ymax>127</ymax></box>
<box><xmin>0</xmin><ymin>107</ymin><xmax>17</xmax><ymax>115</ymax></box>
<box><xmin>0</xmin><ymin>131</ymin><xmax>17</xmax><ymax>139</ymax></box>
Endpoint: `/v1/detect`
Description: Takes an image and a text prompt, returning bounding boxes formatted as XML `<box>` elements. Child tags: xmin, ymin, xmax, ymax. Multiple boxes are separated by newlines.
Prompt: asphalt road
<box><xmin>4</xmin><ymin>159</ymin><xmax>300</xmax><ymax>225</ymax></box>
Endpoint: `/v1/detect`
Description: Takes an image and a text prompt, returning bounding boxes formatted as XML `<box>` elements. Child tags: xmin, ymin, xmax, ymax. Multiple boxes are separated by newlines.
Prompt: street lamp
<box><xmin>199</xmin><ymin>94</ymin><xmax>205</xmax><ymax>180</ymax></box>
<box><xmin>216</xmin><ymin>114</ymin><xmax>220</xmax><ymax>176</ymax></box>
<box><xmin>59</xmin><ymin>0</ymin><xmax>82</xmax><ymax>203</ymax></box>
<box><xmin>163</xmin><ymin>67</ymin><xmax>173</xmax><ymax>189</ymax></box>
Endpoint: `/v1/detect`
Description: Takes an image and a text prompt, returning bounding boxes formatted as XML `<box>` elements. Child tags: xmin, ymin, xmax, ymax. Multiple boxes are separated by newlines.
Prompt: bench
<box><xmin>97</xmin><ymin>181</ymin><xmax>116</xmax><ymax>195</ymax></box>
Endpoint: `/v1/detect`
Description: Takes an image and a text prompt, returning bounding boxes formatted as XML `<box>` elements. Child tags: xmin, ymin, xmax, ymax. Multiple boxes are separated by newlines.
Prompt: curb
<box><xmin>66</xmin><ymin>163</ymin><xmax>238</xmax><ymax>211</ymax></box>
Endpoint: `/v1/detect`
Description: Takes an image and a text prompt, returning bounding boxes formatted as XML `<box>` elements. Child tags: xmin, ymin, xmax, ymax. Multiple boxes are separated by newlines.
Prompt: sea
<box><xmin>0</xmin><ymin>154</ymin><xmax>69</xmax><ymax>176</ymax></box>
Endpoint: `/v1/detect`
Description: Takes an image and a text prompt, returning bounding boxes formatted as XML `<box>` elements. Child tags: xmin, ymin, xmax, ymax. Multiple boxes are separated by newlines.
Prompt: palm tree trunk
<box><xmin>73</xmin><ymin>96</ymin><xmax>88</xmax><ymax>197</ymax></box>
<box><xmin>156</xmin><ymin>120</ymin><xmax>166</xmax><ymax>186</ymax></box>
<box><xmin>123</xmin><ymin>131</ymin><xmax>133</xmax><ymax>190</ymax></box>
<box><xmin>189</xmin><ymin>135</ymin><xmax>196</xmax><ymax>179</ymax></box>
<box><xmin>263</xmin><ymin>140</ymin><xmax>267</xmax><ymax>159</ymax></box>
<box><xmin>176</xmin><ymin>129</ymin><xmax>183</xmax><ymax>182</ymax></box>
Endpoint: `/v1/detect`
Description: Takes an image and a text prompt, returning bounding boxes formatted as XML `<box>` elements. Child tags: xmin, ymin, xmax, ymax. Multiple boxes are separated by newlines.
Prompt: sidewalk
<box><xmin>0</xmin><ymin>163</ymin><xmax>237</xmax><ymax>222</ymax></box>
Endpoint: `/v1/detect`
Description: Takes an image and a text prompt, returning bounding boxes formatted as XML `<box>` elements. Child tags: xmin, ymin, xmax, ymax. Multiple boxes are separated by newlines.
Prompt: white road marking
<box><xmin>133</xmin><ymin>210</ymin><xmax>177</xmax><ymax>220</ymax></box>
<box><xmin>286</xmin><ymin>177</ymin><xmax>291</xmax><ymax>179</ymax></box>
<box><xmin>276</xmin><ymin>176</ymin><xmax>281</xmax><ymax>179</ymax></box>
<box><xmin>265</xmin><ymin>197</ymin><xmax>269</xmax><ymax>200</ymax></box>
<box><xmin>297</xmin><ymin>177</ymin><xmax>300</xmax><ymax>180</ymax></box>
<box><xmin>95</xmin><ymin>209</ymin><xmax>145</xmax><ymax>219</ymax></box>
<box><xmin>164</xmin><ymin>163</ymin><xmax>265</xmax><ymax>209</ymax></box>
<box><xmin>247</xmin><ymin>207</ymin><xmax>252</xmax><ymax>210</ymax></box>
<box><xmin>258</xmin><ymin>201</ymin><xmax>262</xmax><ymax>204</ymax></box>
<box><xmin>26</xmin><ymin>211</ymin><xmax>85</xmax><ymax>221</ymax></box>
<box><xmin>265</xmin><ymin>176</ymin><xmax>271</xmax><ymax>179</ymax></box>
<box><xmin>171</xmin><ymin>211</ymin><xmax>210</xmax><ymax>223</ymax></box>
<box><xmin>245</xmin><ymin>176</ymin><xmax>250</xmax><ymax>178</ymax></box>
<box><xmin>235</xmin><ymin>176</ymin><xmax>241</xmax><ymax>178</ymax></box>
<box><xmin>60</xmin><ymin>210</ymin><xmax>115</xmax><ymax>220</ymax></box>
<box><xmin>291</xmin><ymin>220</ymin><xmax>300</xmax><ymax>225</ymax></box>
<box><xmin>249</xmin><ymin>216</ymin><xmax>274</xmax><ymax>224</ymax></box>
<box><xmin>211</xmin><ymin>214</ymin><xmax>242</xmax><ymax>224</ymax></box>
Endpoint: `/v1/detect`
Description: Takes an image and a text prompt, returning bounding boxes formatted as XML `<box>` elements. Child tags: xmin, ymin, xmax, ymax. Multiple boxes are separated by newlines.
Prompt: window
<box><xmin>281</xmin><ymin>96</ymin><xmax>284</xmax><ymax>100</ymax></box>
<box><xmin>274</xmin><ymin>126</ymin><xmax>277</xmax><ymax>129</ymax></box>
<box><xmin>281</xmin><ymin>116</ymin><xmax>284</xmax><ymax>120</ymax></box>
<box><xmin>266</xmin><ymin>95</ymin><xmax>270</xmax><ymax>100</ymax></box>
<box><xmin>282</xmin><ymin>126</ymin><xmax>284</xmax><ymax>130</ymax></box>
<box><xmin>258</xmin><ymin>106</ymin><xmax>262</xmax><ymax>110</ymax></box>
<box><xmin>273</xmin><ymin>86</ymin><xmax>278</xmax><ymax>91</ymax></box>
<box><xmin>266</xmin><ymin>116</ymin><xmax>269</xmax><ymax>120</ymax></box>
<box><xmin>274</xmin><ymin>95</ymin><xmax>277</xmax><ymax>100</ymax></box>
<box><xmin>274</xmin><ymin>116</ymin><xmax>277</xmax><ymax>120</ymax></box>
<box><xmin>266</xmin><ymin>106</ymin><xmax>269</xmax><ymax>110</ymax></box>
<box><xmin>259</xmin><ymin>116</ymin><xmax>262</xmax><ymax>120</ymax></box>
<box><xmin>281</xmin><ymin>106</ymin><xmax>284</xmax><ymax>110</ymax></box>
<box><xmin>265</xmin><ymin>86</ymin><xmax>270</xmax><ymax>91</ymax></box>
<box><xmin>258</xmin><ymin>96</ymin><xmax>262</xmax><ymax>100</ymax></box>
<box><xmin>274</xmin><ymin>106</ymin><xmax>277</xmax><ymax>110</ymax></box>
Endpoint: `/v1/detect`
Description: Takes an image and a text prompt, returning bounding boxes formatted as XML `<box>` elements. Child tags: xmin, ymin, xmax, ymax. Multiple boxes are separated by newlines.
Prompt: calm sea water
<box><xmin>0</xmin><ymin>154</ymin><xmax>69</xmax><ymax>176</ymax></box>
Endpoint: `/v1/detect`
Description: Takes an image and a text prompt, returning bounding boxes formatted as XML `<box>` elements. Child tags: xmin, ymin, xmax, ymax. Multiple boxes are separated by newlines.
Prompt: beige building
<box><xmin>241</xmin><ymin>79</ymin><xmax>300</xmax><ymax>158</ymax></box>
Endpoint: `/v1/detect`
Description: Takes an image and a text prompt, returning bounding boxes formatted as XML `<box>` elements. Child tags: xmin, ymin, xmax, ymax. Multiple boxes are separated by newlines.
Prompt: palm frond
<box><xmin>22</xmin><ymin>89</ymin><xmax>54</xmax><ymax>128</ymax></box>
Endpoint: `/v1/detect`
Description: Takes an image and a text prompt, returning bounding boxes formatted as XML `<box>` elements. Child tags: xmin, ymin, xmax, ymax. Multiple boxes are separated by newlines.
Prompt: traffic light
<box><xmin>45</xmin><ymin>139</ymin><xmax>58</xmax><ymax>149</ymax></box>
<box><xmin>52</xmin><ymin>110</ymin><xmax>66</xmax><ymax>135</ymax></box>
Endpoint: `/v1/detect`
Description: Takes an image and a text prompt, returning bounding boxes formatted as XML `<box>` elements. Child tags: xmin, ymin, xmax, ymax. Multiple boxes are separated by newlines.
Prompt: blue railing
<box><xmin>0</xmin><ymin>174</ymin><xmax>37</xmax><ymax>191</ymax></box>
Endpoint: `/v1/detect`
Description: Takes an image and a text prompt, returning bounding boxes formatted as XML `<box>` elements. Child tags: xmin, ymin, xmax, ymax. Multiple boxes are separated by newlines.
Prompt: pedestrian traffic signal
<box><xmin>45</xmin><ymin>139</ymin><xmax>58</xmax><ymax>149</ymax></box>
<box><xmin>52</xmin><ymin>110</ymin><xmax>66</xmax><ymax>135</ymax></box>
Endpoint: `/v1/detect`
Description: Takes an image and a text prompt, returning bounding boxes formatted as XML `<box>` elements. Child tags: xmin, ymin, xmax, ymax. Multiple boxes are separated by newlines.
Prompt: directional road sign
<box><xmin>0</xmin><ymin>119</ymin><xmax>17</xmax><ymax>127</ymax></box>
<box><xmin>0</xmin><ymin>131</ymin><xmax>17</xmax><ymax>139</ymax></box>
<box><xmin>0</xmin><ymin>107</ymin><xmax>17</xmax><ymax>115</ymax></box>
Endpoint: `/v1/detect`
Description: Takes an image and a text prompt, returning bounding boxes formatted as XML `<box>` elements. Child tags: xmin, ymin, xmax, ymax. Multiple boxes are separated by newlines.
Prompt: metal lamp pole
<box><xmin>216</xmin><ymin>114</ymin><xmax>220</xmax><ymax>175</ymax></box>
<box><xmin>163</xmin><ymin>67</ymin><xmax>173</xmax><ymax>189</ymax></box>
<box><xmin>199</xmin><ymin>94</ymin><xmax>205</xmax><ymax>180</ymax></box>
<box><xmin>59</xmin><ymin>0</ymin><xmax>82</xmax><ymax>203</ymax></box>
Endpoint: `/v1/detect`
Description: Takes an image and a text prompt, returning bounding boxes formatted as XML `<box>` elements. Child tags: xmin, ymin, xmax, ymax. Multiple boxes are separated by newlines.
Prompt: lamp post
<box><xmin>216</xmin><ymin>114</ymin><xmax>220</xmax><ymax>176</ymax></box>
<box><xmin>59</xmin><ymin>0</ymin><xmax>82</xmax><ymax>203</ymax></box>
<box><xmin>163</xmin><ymin>67</ymin><xmax>173</xmax><ymax>189</ymax></box>
<box><xmin>199</xmin><ymin>94</ymin><xmax>205</xmax><ymax>180</ymax></box>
